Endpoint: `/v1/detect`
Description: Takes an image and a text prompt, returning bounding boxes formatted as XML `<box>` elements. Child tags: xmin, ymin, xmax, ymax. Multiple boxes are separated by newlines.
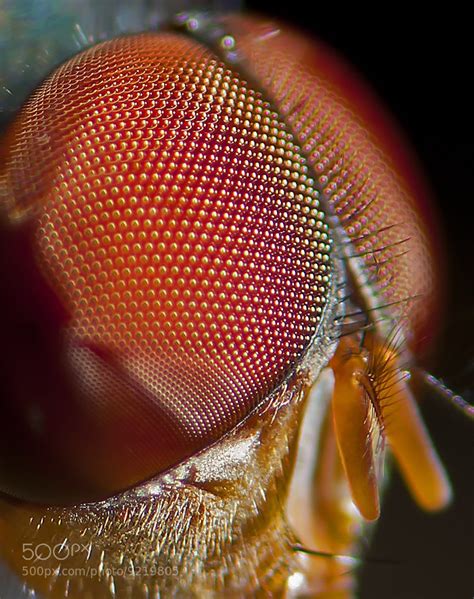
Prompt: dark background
<box><xmin>245</xmin><ymin>3</ymin><xmax>473</xmax><ymax>598</ymax></box>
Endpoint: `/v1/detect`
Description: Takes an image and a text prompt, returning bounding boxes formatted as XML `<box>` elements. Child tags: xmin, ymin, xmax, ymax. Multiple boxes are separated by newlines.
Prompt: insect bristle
<box><xmin>346</xmin><ymin>236</ymin><xmax>410</xmax><ymax>261</ymax></box>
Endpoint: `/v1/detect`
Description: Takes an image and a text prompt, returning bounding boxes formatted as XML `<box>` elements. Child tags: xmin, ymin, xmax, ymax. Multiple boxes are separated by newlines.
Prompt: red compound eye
<box><xmin>0</xmin><ymin>32</ymin><xmax>332</xmax><ymax>503</ymax></box>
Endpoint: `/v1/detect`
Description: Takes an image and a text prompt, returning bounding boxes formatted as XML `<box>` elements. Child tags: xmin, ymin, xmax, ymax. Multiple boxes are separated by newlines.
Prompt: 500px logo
<box><xmin>22</xmin><ymin>542</ymin><xmax>88</xmax><ymax>562</ymax></box>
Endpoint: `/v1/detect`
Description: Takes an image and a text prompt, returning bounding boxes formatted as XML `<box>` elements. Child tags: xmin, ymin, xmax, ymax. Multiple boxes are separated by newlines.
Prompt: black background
<box><xmin>245</xmin><ymin>3</ymin><xmax>473</xmax><ymax>598</ymax></box>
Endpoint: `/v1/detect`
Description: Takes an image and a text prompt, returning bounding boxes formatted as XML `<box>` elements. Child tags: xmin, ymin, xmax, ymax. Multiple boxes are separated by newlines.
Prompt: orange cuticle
<box><xmin>330</xmin><ymin>342</ymin><xmax>380</xmax><ymax>521</ymax></box>
<box><xmin>330</xmin><ymin>334</ymin><xmax>451</xmax><ymax>522</ymax></box>
<box><xmin>379</xmin><ymin>363</ymin><xmax>452</xmax><ymax>512</ymax></box>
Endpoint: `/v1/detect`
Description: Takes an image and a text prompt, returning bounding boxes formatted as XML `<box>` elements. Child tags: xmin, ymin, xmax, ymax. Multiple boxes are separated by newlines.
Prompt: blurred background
<box><xmin>1</xmin><ymin>2</ymin><xmax>472</xmax><ymax>597</ymax></box>
<box><xmin>245</xmin><ymin>3</ymin><xmax>473</xmax><ymax>597</ymax></box>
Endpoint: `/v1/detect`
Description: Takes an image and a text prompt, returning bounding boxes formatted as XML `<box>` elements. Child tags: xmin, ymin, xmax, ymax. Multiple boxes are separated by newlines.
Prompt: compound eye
<box><xmin>0</xmin><ymin>33</ymin><xmax>332</xmax><ymax>504</ymax></box>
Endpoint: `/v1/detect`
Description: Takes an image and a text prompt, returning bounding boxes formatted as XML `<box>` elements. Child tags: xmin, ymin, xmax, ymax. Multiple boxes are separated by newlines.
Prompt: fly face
<box><xmin>0</xmin><ymin>5</ymin><xmax>470</xmax><ymax>599</ymax></box>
